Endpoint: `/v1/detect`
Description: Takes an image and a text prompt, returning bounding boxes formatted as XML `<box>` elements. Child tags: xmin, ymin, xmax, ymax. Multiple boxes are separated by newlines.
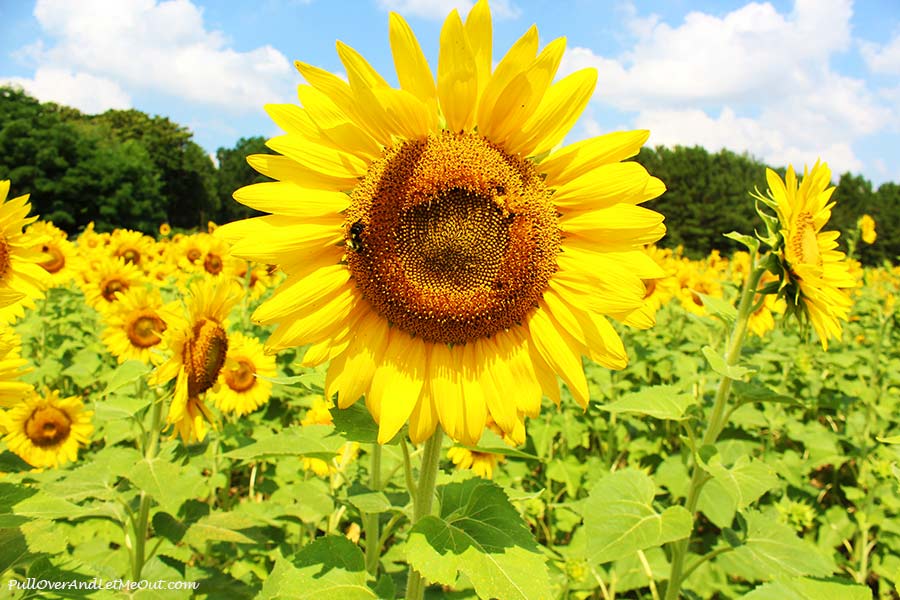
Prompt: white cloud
<box><xmin>376</xmin><ymin>0</ymin><xmax>519</xmax><ymax>20</ymax></box>
<box><xmin>21</xmin><ymin>0</ymin><xmax>294</xmax><ymax>113</ymax></box>
<box><xmin>2</xmin><ymin>67</ymin><xmax>131</xmax><ymax>113</ymax></box>
<box><xmin>559</xmin><ymin>0</ymin><xmax>895</xmax><ymax>177</ymax></box>
<box><xmin>861</xmin><ymin>31</ymin><xmax>900</xmax><ymax>75</ymax></box>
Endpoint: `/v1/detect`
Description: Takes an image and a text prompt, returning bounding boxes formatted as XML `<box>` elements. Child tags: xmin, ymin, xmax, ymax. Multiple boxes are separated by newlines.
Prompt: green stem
<box><xmin>664</xmin><ymin>259</ymin><xmax>766</xmax><ymax>600</ymax></box>
<box><xmin>131</xmin><ymin>385</ymin><xmax>162</xmax><ymax>580</ymax></box>
<box><xmin>405</xmin><ymin>430</ymin><xmax>444</xmax><ymax>600</ymax></box>
<box><xmin>364</xmin><ymin>443</ymin><xmax>383</xmax><ymax>576</ymax></box>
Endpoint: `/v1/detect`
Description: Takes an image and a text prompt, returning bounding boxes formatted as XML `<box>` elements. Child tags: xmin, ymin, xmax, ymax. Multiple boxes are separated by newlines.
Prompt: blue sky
<box><xmin>1</xmin><ymin>0</ymin><xmax>899</xmax><ymax>185</ymax></box>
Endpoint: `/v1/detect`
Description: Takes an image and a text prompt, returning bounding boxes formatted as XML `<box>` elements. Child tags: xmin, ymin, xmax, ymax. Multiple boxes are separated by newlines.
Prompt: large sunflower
<box><xmin>150</xmin><ymin>278</ymin><xmax>240</xmax><ymax>442</ymax></box>
<box><xmin>763</xmin><ymin>162</ymin><xmax>856</xmax><ymax>349</ymax></box>
<box><xmin>218</xmin><ymin>0</ymin><xmax>666</xmax><ymax>445</ymax></box>
<box><xmin>0</xmin><ymin>389</ymin><xmax>93</xmax><ymax>468</ymax></box>
<box><xmin>0</xmin><ymin>181</ymin><xmax>49</xmax><ymax>315</ymax></box>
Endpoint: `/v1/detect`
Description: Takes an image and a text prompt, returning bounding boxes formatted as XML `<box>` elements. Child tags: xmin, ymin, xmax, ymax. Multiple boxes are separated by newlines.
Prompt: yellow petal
<box><xmin>458</xmin><ymin>342</ymin><xmax>487</xmax><ymax>446</ymax></box>
<box><xmin>266</xmin><ymin>135</ymin><xmax>368</xmax><ymax>180</ymax></box>
<box><xmin>506</xmin><ymin>68</ymin><xmax>597</xmax><ymax>157</ymax></box>
<box><xmin>540</xmin><ymin>130</ymin><xmax>650</xmax><ymax>185</ymax></box>
<box><xmin>253</xmin><ymin>264</ymin><xmax>350</xmax><ymax>324</ymax></box>
<box><xmin>528</xmin><ymin>308</ymin><xmax>589</xmax><ymax>408</ymax></box>
<box><xmin>476</xmin><ymin>25</ymin><xmax>538</xmax><ymax>134</ymax></box>
<box><xmin>438</xmin><ymin>10</ymin><xmax>478</xmax><ymax>132</ymax></box>
<box><xmin>464</xmin><ymin>0</ymin><xmax>492</xmax><ymax>94</ymax></box>
<box><xmin>264</xmin><ymin>286</ymin><xmax>359</xmax><ymax>350</ymax></box>
<box><xmin>247</xmin><ymin>154</ymin><xmax>354</xmax><ymax>192</ymax></box>
<box><xmin>429</xmin><ymin>342</ymin><xmax>463</xmax><ymax>440</ymax></box>
<box><xmin>232</xmin><ymin>182</ymin><xmax>349</xmax><ymax>217</ymax></box>
<box><xmin>297</xmin><ymin>85</ymin><xmax>382</xmax><ymax>160</ymax></box>
<box><xmin>551</xmin><ymin>162</ymin><xmax>664</xmax><ymax>210</ymax></box>
<box><xmin>477</xmin><ymin>337</ymin><xmax>519</xmax><ymax>434</ymax></box>
<box><xmin>389</xmin><ymin>12</ymin><xmax>437</xmax><ymax>105</ymax></box>
<box><xmin>371</xmin><ymin>330</ymin><xmax>426</xmax><ymax>443</ymax></box>
<box><xmin>561</xmin><ymin>203</ymin><xmax>666</xmax><ymax>247</ymax></box>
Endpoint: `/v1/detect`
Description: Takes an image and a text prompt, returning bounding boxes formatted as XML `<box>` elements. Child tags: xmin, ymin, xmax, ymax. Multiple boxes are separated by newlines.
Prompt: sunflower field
<box><xmin>1</xmin><ymin>2</ymin><xmax>899</xmax><ymax>600</ymax></box>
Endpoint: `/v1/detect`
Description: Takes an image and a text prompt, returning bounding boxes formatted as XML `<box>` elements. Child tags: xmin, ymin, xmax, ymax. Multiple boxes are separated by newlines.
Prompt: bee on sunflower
<box><xmin>754</xmin><ymin>162</ymin><xmax>857</xmax><ymax>349</ymax></box>
<box><xmin>217</xmin><ymin>0</ymin><xmax>667</xmax><ymax>446</ymax></box>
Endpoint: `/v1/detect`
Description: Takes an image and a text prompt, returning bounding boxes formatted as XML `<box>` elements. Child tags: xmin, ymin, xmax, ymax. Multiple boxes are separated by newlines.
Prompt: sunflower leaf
<box><xmin>258</xmin><ymin>536</ymin><xmax>376</xmax><ymax>600</ymax></box>
<box><xmin>583</xmin><ymin>468</ymin><xmax>692</xmax><ymax>565</ymax></box>
<box><xmin>742</xmin><ymin>577</ymin><xmax>873</xmax><ymax>600</ymax></box>
<box><xmin>599</xmin><ymin>384</ymin><xmax>695</xmax><ymax>420</ymax></box>
<box><xmin>697</xmin><ymin>451</ymin><xmax>781</xmax><ymax>528</ymax></box>
<box><xmin>406</xmin><ymin>478</ymin><xmax>551</xmax><ymax>600</ymax></box>
<box><xmin>223</xmin><ymin>425</ymin><xmax>348</xmax><ymax>461</ymax></box>
<box><xmin>124</xmin><ymin>457</ymin><xmax>206</xmax><ymax>515</ymax></box>
<box><xmin>702</xmin><ymin>346</ymin><xmax>754</xmax><ymax>380</ymax></box>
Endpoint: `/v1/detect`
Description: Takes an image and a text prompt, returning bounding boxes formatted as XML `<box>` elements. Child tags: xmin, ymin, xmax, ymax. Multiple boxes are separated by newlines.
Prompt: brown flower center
<box><xmin>345</xmin><ymin>131</ymin><xmax>560</xmax><ymax>345</ymax></box>
<box><xmin>790</xmin><ymin>212</ymin><xmax>821</xmax><ymax>267</ymax></box>
<box><xmin>224</xmin><ymin>357</ymin><xmax>257</xmax><ymax>392</ymax></box>
<box><xmin>25</xmin><ymin>406</ymin><xmax>72</xmax><ymax>448</ymax></box>
<box><xmin>204</xmin><ymin>252</ymin><xmax>223</xmax><ymax>275</ymax></box>
<box><xmin>0</xmin><ymin>237</ymin><xmax>10</xmax><ymax>279</ymax></box>
<box><xmin>39</xmin><ymin>244</ymin><xmax>66</xmax><ymax>274</ymax></box>
<box><xmin>101</xmin><ymin>277</ymin><xmax>129</xmax><ymax>302</ymax></box>
<box><xmin>185</xmin><ymin>318</ymin><xmax>228</xmax><ymax>398</ymax></box>
<box><xmin>126</xmin><ymin>311</ymin><xmax>167</xmax><ymax>348</ymax></box>
<box><xmin>187</xmin><ymin>248</ymin><xmax>202</xmax><ymax>263</ymax></box>
<box><xmin>117</xmin><ymin>247</ymin><xmax>141</xmax><ymax>265</ymax></box>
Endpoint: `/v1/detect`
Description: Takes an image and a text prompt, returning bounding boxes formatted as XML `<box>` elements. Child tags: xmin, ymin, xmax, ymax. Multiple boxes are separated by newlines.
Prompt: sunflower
<box><xmin>0</xmin><ymin>389</ymin><xmax>93</xmax><ymax>468</ymax></box>
<box><xmin>81</xmin><ymin>256</ymin><xmax>144</xmax><ymax>312</ymax></box>
<box><xmin>101</xmin><ymin>286</ymin><xmax>178</xmax><ymax>364</ymax></box>
<box><xmin>159</xmin><ymin>223</ymin><xmax>172</xmax><ymax>237</ymax></box>
<box><xmin>208</xmin><ymin>332</ymin><xmax>276</xmax><ymax>416</ymax></box>
<box><xmin>27</xmin><ymin>220</ymin><xmax>80</xmax><ymax>288</ymax></box>
<box><xmin>0</xmin><ymin>181</ymin><xmax>49</xmax><ymax>314</ymax></box>
<box><xmin>858</xmin><ymin>214</ymin><xmax>876</xmax><ymax>245</ymax></box>
<box><xmin>0</xmin><ymin>327</ymin><xmax>33</xmax><ymax>408</ymax></box>
<box><xmin>149</xmin><ymin>278</ymin><xmax>240</xmax><ymax>443</ymax></box>
<box><xmin>218</xmin><ymin>0</ymin><xmax>666</xmax><ymax>445</ymax></box>
<box><xmin>447</xmin><ymin>446</ymin><xmax>504</xmax><ymax>479</ymax></box>
<box><xmin>759</xmin><ymin>162</ymin><xmax>856</xmax><ymax>349</ymax></box>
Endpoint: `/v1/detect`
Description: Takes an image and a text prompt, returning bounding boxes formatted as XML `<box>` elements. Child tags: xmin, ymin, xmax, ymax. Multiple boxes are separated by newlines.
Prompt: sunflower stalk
<box><xmin>664</xmin><ymin>255</ymin><xmax>767</xmax><ymax>600</ymax></box>
<box><xmin>405</xmin><ymin>429</ymin><xmax>444</xmax><ymax>600</ymax></box>
<box><xmin>363</xmin><ymin>442</ymin><xmax>382</xmax><ymax>576</ymax></box>
<box><xmin>131</xmin><ymin>383</ymin><xmax>162</xmax><ymax>580</ymax></box>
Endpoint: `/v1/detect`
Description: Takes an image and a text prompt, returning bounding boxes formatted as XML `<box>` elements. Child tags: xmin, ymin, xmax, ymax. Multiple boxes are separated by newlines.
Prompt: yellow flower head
<box><xmin>763</xmin><ymin>162</ymin><xmax>857</xmax><ymax>349</ymax></box>
<box><xmin>217</xmin><ymin>0</ymin><xmax>666</xmax><ymax>446</ymax></box>
<box><xmin>858</xmin><ymin>214</ymin><xmax>876</xmax><ymax>245</ymax></box>
<box><xmin>80</xmin><ymin>256</ymin><xmax>144</xmax><ymax>313</ymax></box>
<box><xmin>149</xmin><ymin>277</ymin><xmax>240</xmax><ymax>443</ymax></box>
<box><xmin>27</xmin><ymin>220</ymin><xmax>80</xmax><ymax>288</ymax></box>
<box><xmin>159</xmin><ymin>223</ymin><xmax>172</xmax><ymax>237</ymax></box>
<box><xmin>0</xmin><ymin>181</ymin><xmax>49</xmax><ymax>315</ymax></box>
<box><xmin>208</xmin><ymin>332</ymin><xmax>277</xmax><ymax>416</ymax></box>
<box><xmin>101</xmin><ymin>286</ymin><xmax>179</xmax><ymax>365</ymax></box>
<box><xmin>0</xmin><ymin>326</ymin><xmax>33</xmax><ymax>408</ymax></box>
<box><xmin>0</xmin><ymin>389</ymin><xmax>93</xmax><ymax>468</ymax></box>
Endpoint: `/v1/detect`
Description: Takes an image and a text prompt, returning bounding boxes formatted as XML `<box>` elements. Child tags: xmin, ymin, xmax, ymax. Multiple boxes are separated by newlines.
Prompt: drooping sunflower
<box><xmin>208</xmin><ymin>332</ymin><xmax>277</xmax><ymax>416</ymax></box>
<box><xmin>0</xmin><ymin>389</ymin><xmax>93</xmax><ymax>468</ymax></box>
<box><xmin>761</xmin><ymin>162</ymin><xmax>856</xmax><ymax>349</ymax></box>
<box><xmin>0</xmin><ymin>326</ymin><xmax>33</xmax><ymax>407</ymax></box>
<box><xmin>218</xmin><ymin>0</ymin><xmax>666</xmax><ymax>445</ymax></box>
<box><xmin>101</xmin><ymin>286</ymin><xmax>179</xmax><ymax>364</ymax></box>
<box><xmin>447</xmin><ymin>446</ymin><xmax>504</xmax><ymax>479</ymax></box>
<box><xmin>0</xmin><ymin>181</ymin><xmax>50</xmax><ymax>313</ymax></box>
<box><xmin>149</xmin><ymin>278</ymin><xmax>240</xmax><ymax>442</ymax></box>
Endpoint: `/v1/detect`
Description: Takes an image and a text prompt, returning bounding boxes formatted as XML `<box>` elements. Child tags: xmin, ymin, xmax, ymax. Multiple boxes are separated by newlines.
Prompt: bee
<box><xmin>348</xmin><ymin>221</ymin><xmax>365</xmax><ymax>253</ymax></box>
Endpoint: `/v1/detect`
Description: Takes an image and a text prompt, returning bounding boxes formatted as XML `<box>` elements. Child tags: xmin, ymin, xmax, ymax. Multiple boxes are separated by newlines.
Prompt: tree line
<box><xmin>1</xmin><ymin>86</ymin><xmax>896</xmax><ymax>264</ymax></box>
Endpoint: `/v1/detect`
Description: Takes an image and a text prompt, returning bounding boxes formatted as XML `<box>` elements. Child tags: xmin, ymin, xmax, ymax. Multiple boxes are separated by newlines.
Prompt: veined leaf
<box><xmin>583</xmin><ymin>468</ymin><xmax>692</xmax><ymax>565</ymax></box>
<box><xmin>124</xmin><ymin>456</ymin><xmax>206</xmax><ymax>515</ymax></box>
<box><xmin>406</xmin><ymin>478</ymin><xmax>551</xmax><ymax>600</ymax></box>
<box><xmin>600</xmin><ymin>385</ymin><xmax>695</xmax><ymax>421</ymax></box>
<box><xmin>697</xmin><ymin>452</ymin><xmax>780</xmax><ymax>528</ymax></box>
<box><xmin>224</xmin><ymin>425</ymin><xmax>347</xmax><ymax>461</ymax></box>
<box><xmin>742</xmin><ymin>576</ymin><xmax>872</xmax><ymax>600</ymax></box>
<box><xmin>258</xmin><ymin>536</ymin><xmax>376</xmax><ymax>600</ymax></box>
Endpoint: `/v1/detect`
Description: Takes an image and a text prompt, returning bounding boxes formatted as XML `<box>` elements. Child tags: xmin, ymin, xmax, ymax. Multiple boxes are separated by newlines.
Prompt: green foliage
<box><xmin>215</xmin><ymin>136</ymin><xmax>273</xmax><ymax>223</ymax></box>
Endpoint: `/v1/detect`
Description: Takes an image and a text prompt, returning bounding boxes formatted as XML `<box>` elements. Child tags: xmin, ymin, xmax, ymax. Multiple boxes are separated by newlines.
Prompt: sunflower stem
<box><xmin>364</xmin><ymin>442</ymin><xmax>383</xmax><ymax>576</ymax></box>
<box><xmin>405</xmin><ymin>429</ymin><xmax>444</xmax><ymax>600</ymax></box>
<box><xmin>664</xmin><ymin>257</ymin><xmax>766</xmax><ymax>600</ymax></box>
<box><xmin>131</xmin><ymin>383</ymin><xmax>162</xmax><ymax>580</ymax></box>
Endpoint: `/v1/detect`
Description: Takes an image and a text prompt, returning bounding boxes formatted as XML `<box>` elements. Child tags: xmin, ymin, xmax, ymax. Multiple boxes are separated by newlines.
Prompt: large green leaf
<box><xmin>599</xmin><ymin>385</ymin><xmax>695</xmax><ymax>420</ymax></box>
<box><xmin>183</xmin><ymin>511</ymin><xmax>261</xmax><ymax>546</ymax></box>
<box><xmin>258</xmin><ymin>536</ymin><xmax>376</xmax><ymax>600</ymax></box>
<box><xmin>124</xmin><ymin>456</ymin><xmax>206</xmax><ymax>515</ymax></box>
<box><xmin>742</xmin><ymin>577</ymin><xmax>872</xmax><ymax>600</ymax></box>
<box><xmin>406</xmin><ymin>478</ymin><xmax>551</xmax><ymax>600</ymax></box>
<box><xmin>717</xmin><ymin>512</ymin><xmax>833</xmax><ymax>580</ymax></box>
<box><xmin>224</xmin><ymin>425</ymin><xmax>347</xmax><ymax>461</ymax></box>
<box><xmin>583</xmin><ymin>468</ymin><xmax>692</xmax><ymax>565</ymax></box>
<box><xmin>697</xmin><ymin>453</ymin><xmax>780</xmax><ymax>528</ymax></box>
